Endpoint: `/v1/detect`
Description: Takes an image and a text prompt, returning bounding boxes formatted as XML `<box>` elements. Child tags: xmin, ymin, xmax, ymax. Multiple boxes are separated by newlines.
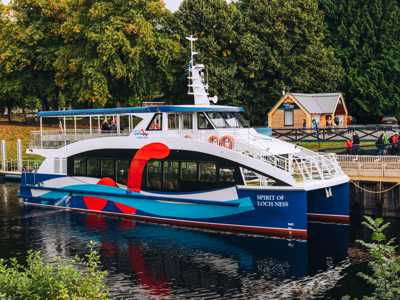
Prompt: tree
<box><xmin>236</xmin><ymin>0</ymin><xmax>342</xmax><ymax>124</ymax></box>
<box><xmin>0</xmin><ymin>0</ymin><xmax>66</xmax><ymax>114</ymax></box>
<box><xmin>320</xmin><ymin>0</ymin><xmax>400</xmax><ymax>122</ymax></box>
<box><xmin>170</xmin><ymin>0</ymin><xmax>243</xmax><ymax>107</ymax></box>
<box><xmin>55</xmin><ymin>0</ymin><xmax>180</xmax><ymax>108</ymax></box>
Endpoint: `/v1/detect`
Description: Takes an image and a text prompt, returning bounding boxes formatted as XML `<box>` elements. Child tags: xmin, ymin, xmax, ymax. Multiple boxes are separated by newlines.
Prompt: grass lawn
<box><xmin>296</xmin><ymin>141</ymin><xmax>375</xmax><ymax>151</ymax></box>
<box><xmin>0</xmin><ymin>120</ymin><xmax>43</xmax><ymax>161</ymax></box>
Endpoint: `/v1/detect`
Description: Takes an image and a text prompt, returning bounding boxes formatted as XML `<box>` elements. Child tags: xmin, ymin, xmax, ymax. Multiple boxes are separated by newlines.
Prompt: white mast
<box><xmin>186</xmin><ymin>35</ymin><xmax>217</xmax><ymax>105</ymax></box>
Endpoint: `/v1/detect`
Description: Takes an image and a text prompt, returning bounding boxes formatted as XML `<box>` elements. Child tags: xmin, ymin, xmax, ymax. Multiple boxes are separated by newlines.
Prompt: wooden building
<box><xmin>267</xmin><ymin>93</ymin><xmax>348</xmax><ymax>128</ymax></box>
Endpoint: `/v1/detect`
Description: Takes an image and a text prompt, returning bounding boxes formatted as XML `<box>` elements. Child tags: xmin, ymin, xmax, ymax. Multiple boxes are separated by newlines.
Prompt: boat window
<box><xmin>147</xmin><ymin>113</ymin><xmax>162</xmax><ymax>131</ymax></box>
<box><xmin>219</xmin><ymin>166</ymin><xmax>235</xmax><ymax>183</ymax></box>
<box><xmin>101</xmin><ymin>159</ymin><xmax>115</xmax><ymax>178</ymax></box>
<box><xmin>74</xmin><ymin>159</ymin><xmax>86</xmax><ymax>176</ymax></box>
<box><xmin>199</xmin><ymin>162</ymin><xmax>217</xmax><ymax>183</ymax></box>
<box><xmin>87</xmin><ymin>158</ymin><xmax>99</xmax><ymax>177</ymax></box>
<box><xmin>168</xmin><ymin>114</ymin><xmax>179</xmax><ymax>130</ymax></box>
<box><xmin>205</xmin><ymin>112</ymin><xmax>228</xmax><ymax>128</ymax></box>
<box><xmin>182</xmin><ymin>113</ymin><xmax>193</xmax><ymax>129</ymax></box>
<box><xmin>198</xmin><ymin>112</ymin><xmax>214</xmax><ymax>129</ymax></box>
<box><xmin>180</xmin><ymin>161</ymin><xmax>197</xmax><ymax>182</ymax></box>
<box><xmin>145</xmin><ymin>160</ymin><xmax>162</xmax><ymax>190</ymax></box>
<box><xmin>116</xmin><ymin>160</ymin><xmax>130</xmax><ymax>185</ymax></box>
<box><xmin>163</xmin><ymin>161</ymin><xmax>180</xmax><ymax>190</ymax></box>
<box><xmin>236</xmin><ymin>113</ymin><xmax>250</xmax><ymax>128</ymax></box>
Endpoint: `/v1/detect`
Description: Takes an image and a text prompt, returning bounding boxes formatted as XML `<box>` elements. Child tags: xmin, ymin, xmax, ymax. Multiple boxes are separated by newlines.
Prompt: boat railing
<box><xmin>178</xmin><ymin>130</ymin><xmax>344</xmax><ymax>184</ymax></box>
<box><xmin>29</xmin><ymin>129</ymin><xmax>132</xmax><ymax>149</ymax></box>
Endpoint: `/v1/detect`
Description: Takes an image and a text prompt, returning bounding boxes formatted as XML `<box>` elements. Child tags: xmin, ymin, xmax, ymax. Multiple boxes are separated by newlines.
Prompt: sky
<box><xmin>1</xmin><ymin>0</ymin><xmax>183</xmax><ymax>11</ymax></box>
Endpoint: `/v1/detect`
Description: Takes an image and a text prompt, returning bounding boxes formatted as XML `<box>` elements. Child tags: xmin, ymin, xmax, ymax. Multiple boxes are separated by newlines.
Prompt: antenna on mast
<box><xmin>185</xmin><ymin>35</ymin><xmax>217</xmax><ymax>105</ymax></box>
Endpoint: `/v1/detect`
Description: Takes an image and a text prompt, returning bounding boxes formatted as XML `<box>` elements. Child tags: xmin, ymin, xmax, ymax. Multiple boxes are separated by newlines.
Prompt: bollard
<box><xmin>17</xmin><ymin>139</ymin><xmax>22</xmax><ymax>172</ymax></box>
<box><xmin>1</xmin><ymin>140</ymin><xmax>6</xmax><ymax>172</ymax></box>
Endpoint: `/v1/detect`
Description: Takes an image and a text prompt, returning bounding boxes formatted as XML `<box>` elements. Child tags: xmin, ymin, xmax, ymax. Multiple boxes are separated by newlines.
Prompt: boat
<box><xmin>19</xmin><ymin>36</ymin><xmax>349</xmax><ymax>240</ymax></box>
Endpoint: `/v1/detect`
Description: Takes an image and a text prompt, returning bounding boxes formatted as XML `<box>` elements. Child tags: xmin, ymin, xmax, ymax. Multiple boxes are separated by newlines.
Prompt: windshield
<box><xmin>205</xmin><ymin>112</ymin><xmax>249</xmax><ymax>128</ymax></box>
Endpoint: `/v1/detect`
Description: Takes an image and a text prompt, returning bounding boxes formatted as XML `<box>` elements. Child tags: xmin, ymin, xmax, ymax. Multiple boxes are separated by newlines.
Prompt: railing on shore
<box><xmin>336</xmin><ymin>155</ymin><xmax>400</xmax><ymax>178</ymax></box>
<box><xmin>272</xmin><ymin>125</ymin><xmax>400</xmax><ymax>142</ymax></box>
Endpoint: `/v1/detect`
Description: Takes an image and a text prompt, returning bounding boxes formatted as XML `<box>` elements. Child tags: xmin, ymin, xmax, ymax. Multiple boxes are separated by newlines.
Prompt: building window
<box><xmin>284</xmin><ymin>110</ymin><xmax>294</xmax><ymax>126</ymax></box>
<box><xmin>168</xmin><ymin>114</ymin><xmax>179</xmax><ymax>130</ymax></box>
<box><xmin>148</xmin><ymin>113</ymin><xmax>162</xmax><ymax>130</ymax></box>
<box><xmin>182</xmin><ymin>113</ymin><xmax>193</xmax><ymax>129</ymax></box>
<box><xmin>198</xmin><ymin>112</ymin><xmax>214</xmax><ymax>129</ymax></box>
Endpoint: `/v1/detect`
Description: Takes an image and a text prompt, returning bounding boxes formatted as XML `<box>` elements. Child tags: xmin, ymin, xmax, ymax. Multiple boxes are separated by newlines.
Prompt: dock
<box><xmin>336</xmin><ymin>155</ymin><xmax>400</xmax><ymax>183</ymax></box>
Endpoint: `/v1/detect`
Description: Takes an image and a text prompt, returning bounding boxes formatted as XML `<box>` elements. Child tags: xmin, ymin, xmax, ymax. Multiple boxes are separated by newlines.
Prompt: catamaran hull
<box><xmin>19</xmin><ymin>173</ymin><xmax>349</xmax><ymax>240</ymax></box>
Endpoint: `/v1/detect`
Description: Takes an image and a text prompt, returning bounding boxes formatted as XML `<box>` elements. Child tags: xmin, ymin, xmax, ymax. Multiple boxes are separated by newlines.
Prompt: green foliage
<box><xmin>236</xmin><ymin>0</ymin><xmax>342</xmax><ymax>123</ymax></box>
<box><xmin>0</xmin><ymin>241</ymin><xmax>110</xmax><ymax>300</ymax></box>
<box><xmin>320</xmin><ymin>0</ymin><xmax>400</xmax><ymax>122</ymax></box>
<box><xmin>171</xmin><ymin>0</ymin><xmax>242</xmax><ymax>106</ymax></box>
<box><xmin>357</xmin><ymin>216</ymin><xmax>400</xmax><ymax>300</ymax></box>
<box><xmin>55</xmin><ymin>0</ymin><xmax>180</xmax><ymax>107</ymax></box>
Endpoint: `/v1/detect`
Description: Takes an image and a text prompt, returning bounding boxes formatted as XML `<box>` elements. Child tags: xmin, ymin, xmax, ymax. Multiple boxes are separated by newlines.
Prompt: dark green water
<box><xmin>1</xmin><ymin>182</ymin><xmax>398</xmax><ymax>299</ymax></box>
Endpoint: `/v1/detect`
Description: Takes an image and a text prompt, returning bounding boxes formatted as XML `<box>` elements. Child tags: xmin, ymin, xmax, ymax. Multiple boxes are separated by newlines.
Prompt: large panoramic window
<box><xmin>180</xmin><ymin>161</ymin><xmax>197</xmax><ymax>182</ymax></box>
<box><xmin>197</xmin><ymin>112</ymin><xmax>214</xmax><ymax>129</ymax></box>
<box><xmin>116</xmin><ymin>160</ymin><xmax>130</xmax><ymax>185</ymax></box>
<box><xmin>145</xmin><ymin>160</ymin><xmax>162</xmax><ymax>190</ymax></box>
<box><xmin>163</xmin><ymin>161</ymin><xmax>180</xmax><ymax>191</ymax></box>
<box><xmin>87</xmin><ymin>158</ymin><xmax>99</xmax><ymax>177</ymax></box>
<box><xmin>206</xmin><ymin>112</ymin><xmax>228</xmax><ymax>128</ymax></box>
<box><xmin>74</xmin><ymin>159</ymin><xmax>86</xmax><ymax>176</ymax></box>
<box><xmin>101</xmin><ymin>159</ymin><xmax>115</xmax><ymax>178</ymax></box>
<box><xmin>199</xmin><ymin>162</ymin><xmax>217</xmax><ymax>183</ymax></box>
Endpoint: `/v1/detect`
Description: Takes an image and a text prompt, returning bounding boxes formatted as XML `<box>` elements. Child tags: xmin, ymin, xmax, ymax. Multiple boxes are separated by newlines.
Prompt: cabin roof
<box><xmin>37</xmin><ymin>105</ymin><xmax>244</xmax><ymax>117</ymax></box>
<box><xmin>290</xmin><ymin>93</ymin><xmax>343</xmax><ymax>114</ymax></box>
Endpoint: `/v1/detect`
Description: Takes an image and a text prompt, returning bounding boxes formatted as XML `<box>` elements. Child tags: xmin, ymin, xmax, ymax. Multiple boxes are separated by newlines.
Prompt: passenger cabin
<box><xmin>30</xmin><ymin>105</ymin><xmax>279</xmax><ymax>191</ymax></box>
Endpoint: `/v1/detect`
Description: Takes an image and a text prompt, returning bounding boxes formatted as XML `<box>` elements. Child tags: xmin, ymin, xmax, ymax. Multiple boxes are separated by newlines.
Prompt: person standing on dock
<box><xmin>352</xmin><ymin>132</ymin><xmax>360</xmax><ymax>154</ymax></box>
<box><xmin>383</xmin><ymin>131</ymin><xmax>390</xmax><ymax>155</ymax></box>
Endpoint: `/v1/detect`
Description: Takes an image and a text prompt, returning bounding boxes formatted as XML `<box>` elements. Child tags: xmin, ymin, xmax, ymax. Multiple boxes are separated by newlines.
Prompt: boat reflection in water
<box><xmin>20</xmin><ymin>207</ymin><xmax>349</xmax><ymax>299</ymax></box>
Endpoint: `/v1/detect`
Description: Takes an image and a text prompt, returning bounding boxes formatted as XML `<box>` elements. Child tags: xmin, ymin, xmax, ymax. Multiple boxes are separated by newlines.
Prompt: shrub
<box><xmin>0</xmin><ymin>242</ymin><xmax>110</xmax><ymax>300</ymax></box>
<box><xmin>357</xmin><ymin>216</ymin><xmax>400</xmax><ymax>300</ymax></box>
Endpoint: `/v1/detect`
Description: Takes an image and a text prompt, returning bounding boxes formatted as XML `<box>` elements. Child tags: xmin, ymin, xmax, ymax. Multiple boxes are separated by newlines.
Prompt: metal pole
<box><xmin>89</xmin><ymin>115</ymin><xmax>92</xmax><ymax>136</ymax></box>
<box><xmin>17</xmin><ymin>139</ymin><xmax>22</xmax><ymax>172</ymax></box>
<box><xmin>40</xmin><ymin>117</ymin><xmax>43</xmax><ymax>148</ymax></box>
<box><xmin>1</xmin><ymin>140</ymin><xmax>6</xmax><ymax>171</ymax></box>
<box><xmin>74</xmin><ymin>116</ymin><xmax>77</xmax><ymax>140</ymax></box>
<box><xmin>98</xmin><ymin>116</ymin><xmax>100</xmax><ymax>132</ymax></box>
<box><xmin>117</xmin><ymin>115</ymin><xmax>120</xmax><ymax>135</ymax></box>
<box><xmin>63</xmin><ymin>117</ymin><xmax>67</xmax><ymax>146</ymax></box>
<box><xmin>128</xmin><ymin>115</ymin><xmax>132</xmax><ymax>132</ymax></box>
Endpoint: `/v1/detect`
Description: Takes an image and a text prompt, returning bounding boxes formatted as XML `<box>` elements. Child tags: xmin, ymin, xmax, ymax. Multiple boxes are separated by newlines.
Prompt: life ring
<box><xmin>208</xmin><ymin>135</ymin><xmax>219</xmax><ymax>144</ymax></box>
<box><xmin>219</xmin><ymin>135</ymin><xmax>235</xmax><ymax>149</ymax></box>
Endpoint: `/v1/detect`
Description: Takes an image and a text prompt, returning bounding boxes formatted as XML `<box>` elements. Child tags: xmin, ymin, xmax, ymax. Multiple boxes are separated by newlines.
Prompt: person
<box><xmin>302</xmin><ymin>119</ymin><xmax>307</xmax><ymax>128</ymax></box>
<box><xmin>352</xmin><ymin>132</ymin><xmax>360</xmax><ymax>154</ymax></box>
<box><xmin>383</xmin><ymin>131</ymin><xmax>390</xmax><ymax>154</ymax></box>
<box><xmin>110</xmin><ymin>119</ymin><xmax>117</xmax><ymax>132</ymax></box>
<box><xmin>101</xmin><ymin>120</ymin><xmax>110</xmax><ymax>132</ymax></box>
<box><xmin>376</xmin><ymin>133</ymin><xmax>384</xmax><ymax>155</ymax></box>
<box><xmin>390</xmin><ymin>133</ymin><xmax>399</xmax><ymax>155</ymax></box>
<box><xmin>345</xmin><ymin>139</ymin><xmax>353</xmax><ymax>154</ymax></box>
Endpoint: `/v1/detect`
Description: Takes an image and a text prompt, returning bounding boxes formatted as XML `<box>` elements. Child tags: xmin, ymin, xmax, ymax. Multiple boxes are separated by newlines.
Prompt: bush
<box><xmin>357</xmin><ymin>216</ymin><xmax>400</xmax><ymax>300</ymax></box>
<box><xmin>0</xmin><ymin>242</ymin><xmax>110</xmax><ymax>300</ymax></box>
